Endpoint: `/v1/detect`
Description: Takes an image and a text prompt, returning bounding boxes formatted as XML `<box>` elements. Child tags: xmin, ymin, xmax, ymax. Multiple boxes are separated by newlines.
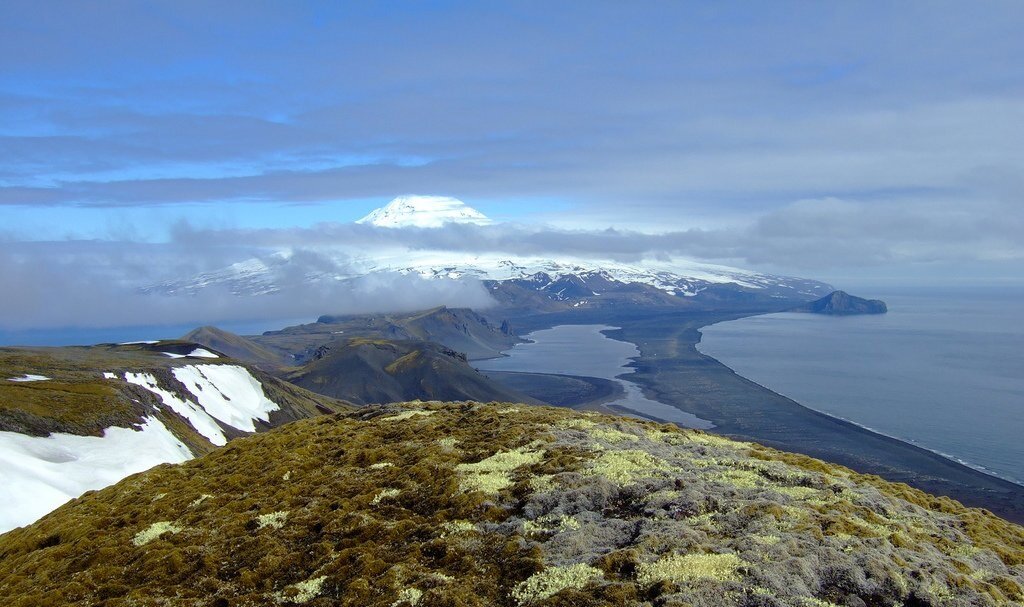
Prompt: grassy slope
<box><xmin>1</xmin><ymin>402</ymin><xmax>1021</xmax><ymax>607</ymax></box>
<box><xmin>0</xmin><ymin>345</ymin><xmax>350</xmax><ymax>451</ymax></box>
<box><xmin>284</xmin><ymin>339</ymin><xmax>542</xmax><ymax>406</ymax></box>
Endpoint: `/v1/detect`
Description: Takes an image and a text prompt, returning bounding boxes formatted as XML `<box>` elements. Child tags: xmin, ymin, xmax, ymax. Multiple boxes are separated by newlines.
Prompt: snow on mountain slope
<box><xmin>124</xmin><ymin>371</ymin><xmax>230</xmax><ymax>446</ymax></box>
<box><xmin>0</xmin><ymin>358</ymin><xmax>305</xmax><ymax>533</ymax></box>
<box><xmin>123</xmin><ymin>365</ymin><xmax>281</xmax><ymax>445</ymax></box>
<box><xmin>171</xmin><ymin>365</ymin><xmax>279</xmax><ymax>433</ymax></box>
<box><xmin>0</xmin><ymin>417</ymin><xmax>191</xmax><ymax>532</ymax></box>
<box><xmin>357</xmin><ymin>195</ymin><xmax>492</xmax><ymax>228</ymax></box>
<box><xmin>145</xmin><ymin>197</ymin><xmax>833</xmax><ymax>302</ymax></box>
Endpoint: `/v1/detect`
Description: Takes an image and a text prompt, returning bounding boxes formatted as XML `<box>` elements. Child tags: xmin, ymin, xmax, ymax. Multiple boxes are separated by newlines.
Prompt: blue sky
<box><xmin>1</xmin><ymin>1</ymin><xmax>1023</xmax><ymax>331</ymax></box>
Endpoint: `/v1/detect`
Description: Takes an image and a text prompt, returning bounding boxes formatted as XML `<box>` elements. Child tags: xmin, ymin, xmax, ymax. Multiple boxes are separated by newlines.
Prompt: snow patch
<box><xmin>187</xmin><ymin>348</ymin><xmax>219</xmax><ymax>358</ymax></box>
<box><xmin>357</xmin><ymin>195</ymin><xmax>492</xmax><ymax>228</ymax></box>
<box><xmin>7</xmin><ymin>374</ymin><xmax>51</xmax><ymax>382</ymax></box>
<box><xmin>123</xmin><ymin>372</ymin><xmax>228</xmax><ymax>446</ymax></box>
<box><xmin>0</xmin><ymin>417</ymin><xmax>192</xmax><ymax>533</ymax></box>
<box><xmin>162</xmin><ymin>352</ymin><xmax>187</xmax><ymax>359</ymax></box>
<box><xmin>171</xmin><ymin>365</ymin><xmax>279</xmax><ymax>433</ymax></box>
<box><xmin>120</xmin><ymin>340</ymin><xmax>159</xmax><ymax>345</ymax></box>
<box><xmin>103</xmin><ymin>372</ymin><xmax>117</xmax><ymax>379</ymax></box>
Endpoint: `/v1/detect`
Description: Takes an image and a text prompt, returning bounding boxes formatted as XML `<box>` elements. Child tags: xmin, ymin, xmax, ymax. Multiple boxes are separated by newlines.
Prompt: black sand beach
<box><xmin>482</xmin><ymin>370</ymin><xmax>625</xmax><ymax>412</ymax></box>
<box><xmin>505</xmin><ymin>308</ymin><xmax>1024</xmax><ymax>524</ymax></box>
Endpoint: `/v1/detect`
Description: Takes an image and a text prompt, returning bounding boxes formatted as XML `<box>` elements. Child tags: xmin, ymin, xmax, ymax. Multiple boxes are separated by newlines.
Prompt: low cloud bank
<box><xmin>172</xmin><ymin>195</ymin><xmax>1024</xmax><ymax>270</ymax></box>
<box><xmin>0</xmin><ymin>246</ymin><xmax>494</xmax><ymax>331</ymax></box>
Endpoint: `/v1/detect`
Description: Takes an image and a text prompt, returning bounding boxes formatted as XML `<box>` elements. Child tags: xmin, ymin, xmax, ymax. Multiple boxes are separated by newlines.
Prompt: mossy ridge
<box><xmin>0</xmin><ymin>402</ymin><xmax>1020</xmax><ymax>607</ymax></box>
<box><xmin>0</xmin><ymin>346</ymin><xmax>348</xmax><ymax>442</ymax></box>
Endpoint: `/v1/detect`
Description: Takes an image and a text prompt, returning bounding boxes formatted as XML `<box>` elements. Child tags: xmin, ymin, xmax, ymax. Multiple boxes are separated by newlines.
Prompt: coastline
<box><xmin>481</xmin><ymin>370</ymin><xmax>626</xmax><ymax>414</ymax></box>
<box><xmin>505</xmin><ymin>307</ymin><xmax>1024</xmax><ymax>524</ymax></box>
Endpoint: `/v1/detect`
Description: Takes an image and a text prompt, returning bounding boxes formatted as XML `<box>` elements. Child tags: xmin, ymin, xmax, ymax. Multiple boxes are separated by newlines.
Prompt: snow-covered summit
<box><xmin>357</xmin><ymin>195</ymin><xmax>492</xmax><ymax>228</ymax></box>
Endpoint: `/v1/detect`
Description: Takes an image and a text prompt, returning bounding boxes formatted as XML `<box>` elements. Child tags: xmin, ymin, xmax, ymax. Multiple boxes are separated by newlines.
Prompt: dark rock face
<box><xmin>791</xmin><ymin>290</ymin><xmax>887</xmax><ymax>315</ymax></box>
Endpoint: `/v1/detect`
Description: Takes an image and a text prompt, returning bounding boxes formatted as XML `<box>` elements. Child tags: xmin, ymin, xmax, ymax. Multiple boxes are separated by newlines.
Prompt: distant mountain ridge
<box><xmin>144</xmin><ymin>197</ymin><xmax>834</xmax><ymax>310</ymax></box>
<box><xmin>182</xmin><ymin>308</ymin><xmax>536</xmax><ymax>406</ymax></box>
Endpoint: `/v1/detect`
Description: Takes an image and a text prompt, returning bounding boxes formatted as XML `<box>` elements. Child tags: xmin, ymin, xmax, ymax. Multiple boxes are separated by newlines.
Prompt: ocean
<box><xmin>696</xmin><ymin>286</ymin><xmax>1024</xmax><ymax>485</ymax></box>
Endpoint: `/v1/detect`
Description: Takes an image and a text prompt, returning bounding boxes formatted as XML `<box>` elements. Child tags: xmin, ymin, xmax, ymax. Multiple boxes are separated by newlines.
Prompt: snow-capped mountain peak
<box><xmin>357</xmin><ymin>195</ymin><xmax>492</xmax><ymax>228</ymax></box>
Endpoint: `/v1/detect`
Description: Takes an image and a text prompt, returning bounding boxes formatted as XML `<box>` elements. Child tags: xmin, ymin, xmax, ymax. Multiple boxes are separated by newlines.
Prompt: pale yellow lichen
<box><xmin>437</xmin><ymin>437</ymin><xmax>460</xmax><ymax>448</ymax></box>
<box><xmin>497</xmin><ymin>407</ymin><xmax>521</xmax><ymax>414</ymax></box>
<box><xmin>188</xmin><ymin>494</ymin><xmax>213</xmax><ymax>508</ymax></box>
<box><xmin>774</xmin><ymin>485</ymin><xmax>824</xmax><ymax>500</ymax></box>
<box><xmin>636</xmin><ymin>553</ymin><xmax>743</xmax><ymax>586</ymax></box>
<box><xmin>558</xmin><ymin>418</ymin><xmax>597</xmax><ymax>430</ymax></box>
<box><xmin>439</xmin><ymin>520</ymin><xmax>477</xmax><ymax>536</ymax></box>
<box><xmin>369</xmin><ymin>462</ymin><xmax>394</xmax><ymax>469</ymax></box>
<box><xmin>391</xmin><ymin>587</ymin><xmax>423</xmax><ymax>606</ymax></box>
<box><xmin>371</xmin><ymin>488</ymin><xmax>401</xmax><ymax>505</ymax></box>
<box><xmin>688</xmin><ymin>432</ymin><xmax>746</xmax><ymax>449</ymax></box>
<box><xmin>923</xmin><ymin>579</ymin><xmax>954</xmax><ymax>602</ymax></box>
<box><xmin>382</xmin><ymin>410</ymin><xmax>436</xmax><ymax>422</ymax></box>
<box><xmin>282</xmin><ymin>471</ymin><xmax>292</xmax><ymax>481</ymax></box>
<box><xmin>455</xmin><ymin>447</ymin><xmax>545</xmax><ymax>493</ymax></box>
<box><xmin>707</xmin><ymin>468</ymin><xmax>764</xmax><ymax>489</ymax></box>
<box><xmin>529</xmin><ymin>474</ymin><xmax>556</xmax><ymax>493</ymax></box>
<box><xmin>132</xmin><ymin>521</ymin><xmax>182</xmax><ymax>546</ymax></box>
<box><xmin>798</xmin><ymin>597</ymin><xmax>844</xmax><ymax>607</ymax></box>
<box><xmin>510</xmin><ymin>563</ymin><xmax>604</xmax><ymax>604</ymax></box>
<box><xmin>523</xmin><ymin>513</ymin><xmax>581</xmax><ymax>534</ymax></box>
<box><xmin>256</xmin><ymin>511</ymin><xmax>289</xmax><ymax>530</ymax></box>
<box><xmin>585</xmin><ymin>449</ymin><xmax>672</xmax><ymax>485</ymax></box>
<box><xmin>646</xmin><ymin>428</ymin><xmax>691</xmax><ymax>445</ymax></box>
<box><xmin>274</xmin><ymin>575</ymin><xmax>326</xmax><ymax>604</ymax></box>
<box><xmin>590</xmin><ymin>426</ymin><xmax>639</xmax><ymax>443</ymax></box>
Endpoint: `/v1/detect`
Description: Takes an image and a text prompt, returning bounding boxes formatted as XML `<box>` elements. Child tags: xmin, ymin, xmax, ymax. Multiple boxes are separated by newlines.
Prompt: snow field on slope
<box><xmin>171</xmin><ymin>365</ymin><xmax>279</xmax><ymax>433</ymax></box>
<box><xmin>124</xmin><ymin>372</ymin><xmax>228</xmax><ymax>446</ymax></box>
<box><xmin>7</xmin><ymin>374</ymin><xmax>51</xmax><ymax>382</ymax></box>
<box><xmin>0</xmin><ymin>417</ymin><xmax>192</xmax><ymax>532</ymax></box>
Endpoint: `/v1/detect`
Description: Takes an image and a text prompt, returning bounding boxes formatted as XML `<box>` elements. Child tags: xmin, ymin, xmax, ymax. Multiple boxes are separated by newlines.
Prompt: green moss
<box><xmin>384</xmin><ymin>350</ymin><xmax>422</xmax><ymax>375</ymax></box>
<box><xmin>1</xmin><ymin>401</ymin><xmax>1020</xmax><ymax>607</ymax></box>
<box><xmin>381</xmin><ymin>410</ymin><xmax>436</xmax><ymax>422</ymax></box>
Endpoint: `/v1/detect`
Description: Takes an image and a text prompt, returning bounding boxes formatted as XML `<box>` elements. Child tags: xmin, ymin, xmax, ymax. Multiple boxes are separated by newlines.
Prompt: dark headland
<box><xmin>791</xmin><ymin>290</ymin><xmax>888</xmax><ymax>315</ymax></box>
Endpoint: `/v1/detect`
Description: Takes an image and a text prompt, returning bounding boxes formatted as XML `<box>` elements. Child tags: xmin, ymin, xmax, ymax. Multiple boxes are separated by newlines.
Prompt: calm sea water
<box><xmin>476</xmin><ymin>324</ymin><xmax>713</xmax><ymax>428</ymax></box>
<box><xmin>697</xmin><ymin>287</ymin><xmax>1024</xmax><ymax>485</ymax></box>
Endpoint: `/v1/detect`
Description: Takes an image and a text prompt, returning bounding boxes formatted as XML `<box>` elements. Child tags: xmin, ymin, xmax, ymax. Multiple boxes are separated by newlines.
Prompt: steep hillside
<box><xmin>258</xmin><ymin>306</ymin><xmax>521</xmax><ymax>361</ymax></box>
<box><xmin>0</xmin><ymin>343</ymin><xmax>348</xmax><ymax>532</ymax></box>
<box><xmin>284</xmin><ymin>339</ymin><xmax>541</xmax><ymax>406</ymax></box>
<box><xmin>180</xmin><ymin>326</ymin><xmax>291</xmax><ymax>370</ymax></box>
<box><xmin>1</xmin><ymin>402</ymin><xmax>1020</xmax><ymax>606</ymax></box>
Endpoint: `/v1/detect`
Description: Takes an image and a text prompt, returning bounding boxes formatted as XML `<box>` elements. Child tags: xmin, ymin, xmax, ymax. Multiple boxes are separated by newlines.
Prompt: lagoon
<box><xmin>476</xmin><ymin>324</ymin><xmax>713</xmax><ymax>429</ymax></box>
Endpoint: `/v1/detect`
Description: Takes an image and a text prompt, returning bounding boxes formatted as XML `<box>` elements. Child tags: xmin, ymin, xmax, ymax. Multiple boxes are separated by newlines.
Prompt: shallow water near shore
<box><xmin>698</xmin><ymin>286</ymin><xmax>1024</xmax><ymax>486</ymax></box>
<box><xmin>476</xmin><ymin>324</ymin><xmax>713</xmax><ymax>429</ymax></box>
